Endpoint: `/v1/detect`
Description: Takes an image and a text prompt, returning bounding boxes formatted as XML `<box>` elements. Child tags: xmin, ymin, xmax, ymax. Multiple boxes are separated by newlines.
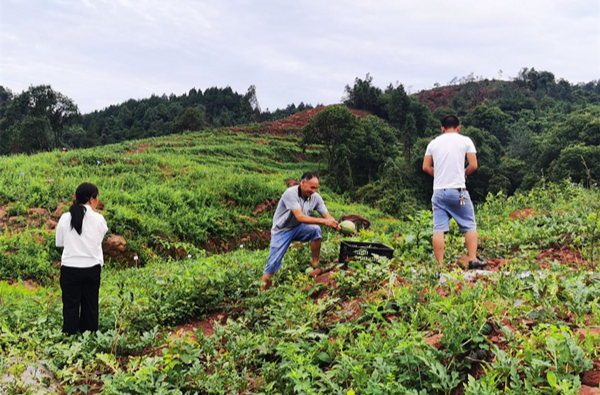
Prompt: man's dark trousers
<box><xmin>60</xmin><ymin>265</ymin><xmax>101</xmax><ymax>335</ymax></box>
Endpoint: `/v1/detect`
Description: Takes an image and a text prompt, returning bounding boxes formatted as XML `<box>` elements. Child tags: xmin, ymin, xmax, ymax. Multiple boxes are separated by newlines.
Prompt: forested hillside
<box><xmin>334</xmin><ymin>69</ymin><xmax>600</xmax><ymax>216</ymax></box>
<box><xmin>0</xmin><ymin>84</ymin><xmax>317</xmax><ymax>154</ymax></box>
<box><xmin>1</xmin><ymin>68</ymin><xmax>599</xmax><ymax>216</ymax></box>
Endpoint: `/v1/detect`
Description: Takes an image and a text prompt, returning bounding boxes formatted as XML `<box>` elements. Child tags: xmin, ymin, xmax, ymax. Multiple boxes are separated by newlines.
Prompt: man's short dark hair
<box><xmin>301</xmin><ymin>172</ymin><xmax>318</xmax><ymax>181</ymax></box>
<box><xmin>441</xmin><ymin>115</ymin><xmax>460</xmax><ymax>129</ymax></box>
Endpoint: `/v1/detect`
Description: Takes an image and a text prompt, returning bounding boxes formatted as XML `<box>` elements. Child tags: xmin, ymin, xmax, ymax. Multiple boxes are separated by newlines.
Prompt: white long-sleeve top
<box><xmin>55</xmin><ymin>204</ymin><xmax>109</xmax><ymax>268</ymax></box>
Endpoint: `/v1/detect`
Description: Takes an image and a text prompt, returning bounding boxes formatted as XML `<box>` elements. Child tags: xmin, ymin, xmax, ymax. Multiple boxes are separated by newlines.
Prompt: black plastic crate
<box><xmin>338</xmin><ymin>240</ymin><xmax>394</xmax><ymax>268</ymax></box>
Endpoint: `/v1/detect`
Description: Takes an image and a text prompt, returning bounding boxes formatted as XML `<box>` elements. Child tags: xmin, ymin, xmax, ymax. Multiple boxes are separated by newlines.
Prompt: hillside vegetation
<box><xmin>1</xmin><ymin>127</ymin><xmax>599</xmax><ymax>394</ymax></box>
<box><xmin>0</xmin><ymin>131</ymin><xmax>326</xmax><ymax>282</ymax></box>
<box><xmin>1</xmin><ymin>68</ymin><xmax>600</xmax><ymax>394</ymax></box>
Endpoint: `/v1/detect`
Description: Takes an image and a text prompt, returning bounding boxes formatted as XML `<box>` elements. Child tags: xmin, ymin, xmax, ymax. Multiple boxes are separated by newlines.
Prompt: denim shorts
<box><xmin>263</xmin><ymin>224</ymin><xmax>322</xmax><ymax>275</ymax></box>
<box><xmin>432</xmin><ymin>189</ymin><xmax>477</xmax><ymax>233</ymax></box>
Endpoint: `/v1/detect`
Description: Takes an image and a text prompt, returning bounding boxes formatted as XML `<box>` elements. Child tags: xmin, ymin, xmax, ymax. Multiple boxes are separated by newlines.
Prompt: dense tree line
<box><xmin>0</xmin><ymin>85</ymin><xmax>253</xmax><ymax>153</ymax></box>
<box><xmin>0</xmin><ymin>85</ymin><xmax>80</xmax><ymax>154</ymax></box>
<box><xmin>0</xmin><ymin>84</ymin><xmax>319</xmax><ymax>154</ymax></box>
<box><xmin>80</xmin><ymin>85</ymin><xmax>264</xmax><ymax>146</ymax></box>
<box><xmin>1</xmin><ymin>68</ymin><xmax>598</xmax><ymax>218</ymax></box>
<box><xmin>261</xmin><ymin>102</ymin><xmax>319</xmax><ymax>122</ymax></box>
<box><xmin>309</xmin><ymin>69</ymin><xmax>600</xmax><ymax>216</ymax></box>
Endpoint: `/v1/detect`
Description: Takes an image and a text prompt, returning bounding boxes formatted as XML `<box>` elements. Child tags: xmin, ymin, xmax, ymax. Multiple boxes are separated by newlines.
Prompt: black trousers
<box><xmin>60</xmin><ymin>265</ymin><xmax>101</xmax><ymax>335</ymax></box>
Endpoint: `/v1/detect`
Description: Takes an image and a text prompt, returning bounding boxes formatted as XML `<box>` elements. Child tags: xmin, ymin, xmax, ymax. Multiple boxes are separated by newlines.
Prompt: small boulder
<box><xmin>52</xmin><ymin>203</ymin><xmax>67</xmax><ymax>218</ymax></box>
<box><xmin>582</xmin><ymin>370</ymin><xmax>600</xmax><ymax>387</ymax></box>
<box><xmin>103</xmin><ymin>234</ymin><xmax>127</xmax><ymax>261</ymax></box>
<box><xmin>45</xmin><ymin>218</ymin><xmax>58</xmax><ymax>230</ymax></box>
<box><xmin>27</xmin><ymin>208</ymin><xmax>48</xmax><ymax>216</ymax></box>
<box><xmin>580</xmin><ymin>385</ymin><xmax>599</xmax><ymax>395</ymax></box>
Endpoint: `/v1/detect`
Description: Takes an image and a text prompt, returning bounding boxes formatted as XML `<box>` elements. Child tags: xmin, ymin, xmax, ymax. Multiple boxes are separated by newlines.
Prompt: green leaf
<box><xmin>317</xmin><ymin>352</ymin><xmax>331</xmax><ymax>364</ymax></box>
<box><xmin>547</xmin><ymin>371</ymin><xmax>557</xmax><ymax>388</ymax></box>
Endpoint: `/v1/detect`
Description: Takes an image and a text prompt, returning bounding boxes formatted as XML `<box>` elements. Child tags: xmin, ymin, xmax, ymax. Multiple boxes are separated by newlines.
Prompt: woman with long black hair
<box><xmin>55</xmin><ymin>182</ymin><xmax>108</xmax><ymax>335</ymax></box>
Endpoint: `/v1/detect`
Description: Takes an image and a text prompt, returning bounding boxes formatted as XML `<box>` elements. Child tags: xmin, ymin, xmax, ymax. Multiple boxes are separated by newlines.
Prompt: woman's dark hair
<box><xmin>69</xmin><ymin>182</ymin><xmax>99</xmax><ymax>235</ymax></box>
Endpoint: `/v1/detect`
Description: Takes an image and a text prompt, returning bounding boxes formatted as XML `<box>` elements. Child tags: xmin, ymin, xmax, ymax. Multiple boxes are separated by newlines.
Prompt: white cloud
<box><xmin>0</xmin><ymin>0</ymin><xmax>598</xmax><ymax>113</ymax></box>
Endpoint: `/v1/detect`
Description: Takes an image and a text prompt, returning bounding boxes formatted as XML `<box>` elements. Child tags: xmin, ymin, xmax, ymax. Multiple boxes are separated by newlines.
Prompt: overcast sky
<box><xmin>1</xmin><ymin>0</ymin><xmax>599</xmax><ymax>114</ymax></box>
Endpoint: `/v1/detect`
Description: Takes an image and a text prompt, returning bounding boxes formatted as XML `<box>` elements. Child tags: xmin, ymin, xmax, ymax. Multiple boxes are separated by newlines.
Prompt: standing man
<box><xmin>261</xmin><ymin>172</ymin><xmax>339</xmax><ymax>291</ymax></box>
<box><xmin>422</xmin><ymin>115</ymin><xmax>487</xmax><ymax>269</ymax></box>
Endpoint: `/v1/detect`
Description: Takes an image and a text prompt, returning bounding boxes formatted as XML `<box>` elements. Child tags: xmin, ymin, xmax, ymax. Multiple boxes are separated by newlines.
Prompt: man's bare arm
<box><xmin>465</xmin><ymin>153</ymin><xmax>478</xmax><ymax>177</ymax></box>
<box><xmin>292</xmin><ymin>208</ymin><xmax>338</xmax><ymax>229</ymax></box>
<box><xmin>422</xmin><ymin>155</ymin><xmax>434</xmax><ymax>177</ymax></box>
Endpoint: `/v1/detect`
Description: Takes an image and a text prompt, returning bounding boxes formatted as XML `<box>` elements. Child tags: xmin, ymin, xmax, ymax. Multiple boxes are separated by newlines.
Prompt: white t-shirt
<box><xmin>55</xmin><ymin>205</ymin><xmax>109</xmax><ymax>268</ymax></box>
<box><xmin>425</xmin><ymin>133</ymin><xmax>477</xmax><ymax>190</ymax></box>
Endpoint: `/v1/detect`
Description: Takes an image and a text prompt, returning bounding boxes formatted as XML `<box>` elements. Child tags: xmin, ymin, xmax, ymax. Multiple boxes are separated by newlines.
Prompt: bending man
<box><xmin>422</xmin><ymin>115</ymin><xmax>487</xmax><ymax>269</ymax></box>
<box><xmin>261</xmin><ymin>172</ymin><xmax>339</xmax><ymax>291</ymax></box>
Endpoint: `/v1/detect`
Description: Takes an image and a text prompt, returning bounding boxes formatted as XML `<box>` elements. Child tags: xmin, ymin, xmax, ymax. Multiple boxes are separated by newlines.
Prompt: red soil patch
<box><xmin>171</xmin><ymin>312</ymin><xmax>229</xmax><ymax>340</ymax></box>
<box><xmin>0</xmin><ymin>207</ymin><xmax>49</xmax><ymax>233</ymax></box>
<box><xmin>536</xmin><ymin>245</ymin><xmax>587</xmax><ymax>268</ymax></box>
<box><xmin>415</xmin><ymin>82</ymin><xmax>497</xmax><ymax>114</ymax></box>
<box><xmin>52</xmin><ymin>202</ymin><xmax>67</xmax><ymax>218</ymax></box>
<box><xmin>510</xmin><ymin>208</ymin><xmax>536</xmax><ymax>220</ymax></box>
<box><xmin>308</xmin><ymin>269</ymin><xmax>339</xmax><ymax>301</ymax></box>
<box><xmin>230</xmin><ymin>106</ymin><xmax>370</xmax><ymax>135</ymax></box>
<box><xmin>1</xmin><ymin>203</ymin><xmax>71</xmax><ymax>233</ymax></box>
<box><xmin>27</xmin><ymin>208</ymin><xmax>48</xmax><ymax>216</ymax></box>
<box><xmin>252</xmin><ymin>199</ymin><xmax>277</xmax><ymax>216</ymax></box>
<box><xmin>203</xmin><ymin>229</ymin><xmax>271</xmax><ymax>254</ymax></box>
<box><xmin>485</xmin><ymin>258</ymin><xmax>509</xmax><ymax>272</ymax></box>
<box><xmin>239</xmin><ymin>215</ymin><xmax>259</xmax><ymax>224</ymax></box>
<box><xmin>159</xmin><ymin>165</ymin><xmax>173</xmax><ymax>177</ymax></box>
<box><xmin>424</xmin><ymin>333</ymin><xmax>443</xmax><ymax>349</ymax></box>
<box><xmin>285</xmin><ymin>179</ymin><xmax>300</xmax><ymax>187</ymax></box>
<box><xmin>8</xmin><ymin>279</ymin><xmax>39</xmax><ymax>290</ymax></box>
<box><xmin>576</xmin><ymin>327</ymin><xmax>600</xmax><ymax>342</ymax></box>
<box><xmin>314</xmin><ymin>271</ymin><xmax>338</xmax><ymax>288</ymax></box>
<box><xmin>128</xmin><ymin>144</ymin><xmax>151</xmax><ymax>154</ymax></box>
<box><xmin>487</xmin><ymin>320</ymin><xmax>511</xmax><ymax>351</ymax></box>
<box><xmin>322</xmin><ymin>298</ymin><xmax>362</xmax><ymax>326</ymax></box>
<box><xmin>580</xmin><ymin>386</ymin><xmax>599</xmax><ymax>395</ymax></box>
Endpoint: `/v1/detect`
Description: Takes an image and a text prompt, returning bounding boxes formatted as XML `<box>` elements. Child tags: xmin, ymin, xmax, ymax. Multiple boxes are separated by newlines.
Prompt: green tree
<box><xmin>357</xmin><ymin>159</ymin><xmax>421</xmax><ymax>217</ymax></box>
<box><xmin>343</xmin><ymin>73</ymin><xmax>384</xmax><ymax>116</ymax></box>
<box><xmin>352</xmin><ymin>115</ymin><xmax>400</xmax><ymax>186</ymax></box>
<box><xmin>17</xmin><ymin>115</ymin><xmax>53</xmax><ymax>153</ymax></box>
<box><xmin>507</xmin><ymin>121</ymin><xmax>534</xmax><ymax>160</ymax></box>
<box><xmin>580</xmin><ymin>118</ymin><xmax>600</xmax><ymax>146</ymax></box>
<box><xmin>175</xmin><ymin>106</ymin><xmax>206</xmax><ymax>133</ymax></box>
<box><xmin>432</xmin><ymin>107</ymin><xmax>456</xmax><ymax>122</ymax></box>
<box><xmin>499</xmin><ymin>157</ymin><xmax>527</xmax><ymax>193</ymax></box>
<box><xmin>549</xmin><ymin>145</ymin><xmax>600</xmax><ymax>186</ymax></box>
<box><xmin>0</xmin><ymin>86</ymin><xmax>13</xmax><ymax>118</ymax></box>
<box><xmin>118</xmin><ymin>106</ymin><xmax>134</xmax><ymax>128</ymax></box>
<box><xmin>461</xmin><ymin>126</ymin><xmax>502</xmax><ymax>199</ymax></box>
<box><xmin>81</xmin><ymin>128</ymin><xmax>100</xmax><ymax>148</ymax></box>
<box><xmin>302</xmin><ymin>105</ymin><xmax>361</xmax><ymax>174</ymax></box>
<box><xmin>62</xmin><ymin>125</ymin><xmax>87</xmax><ymax>148</ymax></box>
<box><xmin>304</xmin><ymin>108</ymin><xmax>399</xmax><ymax>191</ymax></box>
<box><xmin>0</xmin><ymin>85</ymin><xmax>79</xmax><ymax>153</ymax></box>
<box><xmin>465</xmin><ymin>102</ymin><xmax>512</xmax><ymax>145</ymax></box>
